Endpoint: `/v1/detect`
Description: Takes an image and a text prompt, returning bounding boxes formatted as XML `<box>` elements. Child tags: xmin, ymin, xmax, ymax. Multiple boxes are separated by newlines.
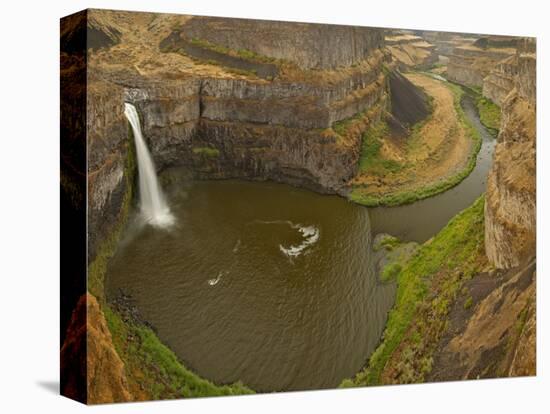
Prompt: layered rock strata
<box><xmin>482</xmin><ymin>55</ymin><xmax>518</xmax><ymax>106</ymax></box>
<box><xmin>485</xmin><ymin>38</ymin><xmax>536</xmax><ymax>269</ymax></box>
<box><xmin>447</xmin><ymin>37</ymin><xmax>516</xmax><ymax>88</ymax></box>
<box><xmin>180</xmin><ymin>16</ymin><xmax>384</xmax><ymax>70</ymax></box>
<box><xmin>385</xmin><ymin>33</ymin><xmax>438</xmax><ymax>70</ymax></box>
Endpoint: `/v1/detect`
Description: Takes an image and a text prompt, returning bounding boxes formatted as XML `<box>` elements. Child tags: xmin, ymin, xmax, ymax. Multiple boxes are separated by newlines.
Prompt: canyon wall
<box><xmin>180</xmin><ymin>16</ymin><xmax>384</xmax><ymax>70</ymax></box>
<box><xmin>482</xmin><ymin>55</ymin><xmax>518</xmax><ymax>106</ymax></box>
<box><xmin>485</xmin><ymin>38</ymin><xmax>536</xmax><ymax>269</ymax></box>
<box><xmin>447</xmin><ymin>37</ymin><xmax>516</xmax><ymax>88</ymax></box>
<box><xmin>385</xmin><ymin>33</ymin><xmax>438</xmax><ymax>70</ymax></box>
<box><xmin>418</xmin><ymin>31</ymin><xmax>477</xmax><ymax>57</ymax></box>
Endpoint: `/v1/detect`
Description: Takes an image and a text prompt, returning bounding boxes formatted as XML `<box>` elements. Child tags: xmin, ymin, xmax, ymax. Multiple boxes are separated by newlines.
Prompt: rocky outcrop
<box><xmin>447</xmin><ymin>41</ymin><xmax>516</xmax><ymax>88</ymax></box>
<box><xmin>179</xmin><ymin>16</ymin><xmax>384</xmax><ymax>70</ymax></box>
<box><xmin>485</xmin><ymin>38</ymin><xmax>536</xmax><ymax>269</ymax></box>
<box><xmin>385</xmin><ymin>33</ymin><xmax>438</xmax><ymax>70</ymax></box>
<box><xmin>61</xmin><ymin>294</ymin><xmax>133</xmax><ymax>404</ymax></box>
<box><xmin>482</xmin><ymin>55</ymin><xmax>518</xmax><ymax>106</ymax></box>
<box><xmin>429</xmin><ymin>260</ymin><xmax>536</xmax><ymax>381</ymax></box>
<box><xmin>86</xmin><ymin>294</ymin><xmax>133</xmax><ymax>404</ymax></box>
<box><xmin>87</xmin><ymin>78</ymin><xmax>130</xmax><ymax>262</ymax></box>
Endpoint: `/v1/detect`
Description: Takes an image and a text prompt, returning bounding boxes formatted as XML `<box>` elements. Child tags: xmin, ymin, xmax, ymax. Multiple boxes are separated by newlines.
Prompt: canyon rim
<box><xmin>60</xmin><ymin>9</ymin><xmax>536</xmax><ymax>404</ymax></box>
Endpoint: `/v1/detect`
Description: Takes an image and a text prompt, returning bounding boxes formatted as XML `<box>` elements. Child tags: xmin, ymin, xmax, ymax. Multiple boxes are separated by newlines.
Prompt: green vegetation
<box><xmin>381</xmin><ymin>263</ymin><xmax>403</xmax><ymax>282</ymax></box>
<box><xmin>476</xmin><ymin>96</ymin><xmax>501</xmax><ymax>134</ymax></box>
<box><xmin>459</xmin><ymin>85</ymin><xmax>501</xmax><ymax>135</ymax></box>
<box><xmin>331</xmin><ymin>108</ymin><xmax>370</xmax><ymax>137</ymax></box>
<box><xmin>375</xmin><ymin>235</ymin><xmax>401</xmax><ymax>252</ymax></box>
<box><xmin>189</xmin><ymin>37</ymin><xmax>278</xmax><ymax>65</ymax></box>
<box><xmin>192</xmin><ymin>146</ymin><xmax>220</xmax><ymax>158</ymax></box>
<box><xmin>463</xmin><ymin>296</ymin><xmax>473</xmax><ymax>310</ymax></box>
<box><xmin>356</xmin><ymin>120</ymin><xmax>404</xmax><ymax>175</ymax></box>
<box><xmin>105</xmin><ymin>307</ymin><xmax>253</xmax><ymax>399</ymax></box>
<box><xmin>350</xmin><ymin>82</ymin><xmax>482</xmax><ymax>207</ymax></box>
<box><xmin>342</xmin><ymin>196</ymin><xmax>486</xmax><ymax>386</ymax></box>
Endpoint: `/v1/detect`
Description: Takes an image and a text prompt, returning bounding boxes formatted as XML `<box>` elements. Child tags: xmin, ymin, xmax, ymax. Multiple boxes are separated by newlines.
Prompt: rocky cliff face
<box><xmin>61</xmin><ymin>294</ymin><xmax>133</xmax><ymax>404</ymax></box>
<box><xmin>447</xmin><ymin>38</ymin><xmax>516</xmax><ymax>88</ymax></box>
<box><xmin>180</xmin><ymin>16</ymin><xmax>384</xmax><ymax>70</ymax></box>
<box><xmin>429</xmin><ymin>259</ymin><xmax>536</xmax><ymax>381</ymax></box>
<box><xmin>85</xmin><ymin>10</ymin><xmax>392</xmax><ymax>263</ymax></box>
<box><xmin>485</xmin><ymin>38</ymin><xmax>536</xmax><ymax>269</ymax></box>
<box><xmin>482</xmin><ymin>55</ymin><xmax>518</xmax><ymax>106</ymax></box>
<box><xmin>385</xmin><ymin>33</ymin><xmax>438</xmax><ymax>70</ymax></box>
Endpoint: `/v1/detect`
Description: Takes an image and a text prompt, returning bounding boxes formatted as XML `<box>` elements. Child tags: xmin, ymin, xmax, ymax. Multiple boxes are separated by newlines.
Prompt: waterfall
<box><xmin>124</xmin><ymin>103</ymin><xmax>174</xmax><ymax>228</ymax></box>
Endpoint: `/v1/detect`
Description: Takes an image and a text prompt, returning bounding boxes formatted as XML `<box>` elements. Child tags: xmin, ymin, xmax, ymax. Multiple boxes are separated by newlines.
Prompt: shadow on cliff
<box><xmin>388</xmin><ymin>70</ymin><xmax>430</xmax><ymax>136</ymax></box>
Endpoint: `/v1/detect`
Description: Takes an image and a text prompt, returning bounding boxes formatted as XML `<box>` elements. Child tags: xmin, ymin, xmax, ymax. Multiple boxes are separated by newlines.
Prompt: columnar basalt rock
<box><xmin>447</xmin><ymin>38</ymin><xmax>516</xmax><ymax>88</ymax></box>
<box><xmin>86</xmin><ymin>78</ymin><xmax>130</xmax><ymax>261</ymax></box>
<box><xmin>180</xmin><ymin>16</ymin><xmax>385</xmax><ymax>70</ymax></box>
<box><xmin>482</xmin><ymin>55</ymin><xmax>518</xmax><ymax>106</ymax></box>
<box><xmin>485</xmin><ymin>38</ymin><xmax>536</xmax><ymax>269</ymax></box>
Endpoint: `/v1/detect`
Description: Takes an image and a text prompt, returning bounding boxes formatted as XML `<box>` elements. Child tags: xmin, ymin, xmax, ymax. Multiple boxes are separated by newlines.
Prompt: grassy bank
<box><xmin>341</xmin><ymin>196</ymin><xmax>487</xmax><ymax>386</ymax></box>
<box><xmin>476</xmin><ymin>95</ymin><xmax>501</xmax><ymax>135</ymax></box>
<box><xmin>104</xmin><ymin>307</ymin><xmax>253</xmax><ymax>400</ymax></box>
<box><xmin>457</xmin><ymin>85</ymin><xmax>501</xmax><ymax>135</ymax></box>
<box><xmin>349</xmin><ymin>80</ymin><xmax>482</xmax><ymax>207</ymax></box>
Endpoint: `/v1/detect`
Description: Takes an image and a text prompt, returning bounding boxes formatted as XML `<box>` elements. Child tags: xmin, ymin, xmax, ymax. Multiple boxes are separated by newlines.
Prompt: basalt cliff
<box><xmin>485</xmin><ymin>38</ymin><xmax>536</xmax><ymax>270</ymax></box>
<box><xmin>447</xmin><ymin>36</ymin><xmax>517</xmax><ymax>88</ymax></box>
<box><xmin>84</xmin><ymin>12</ymin><xmax>399</xmax><ymax>263</ymax></box>
<box><xmin>432</xmin><ymin>37</ymin><xmax>536</xmax><ymax>381</ymax></box>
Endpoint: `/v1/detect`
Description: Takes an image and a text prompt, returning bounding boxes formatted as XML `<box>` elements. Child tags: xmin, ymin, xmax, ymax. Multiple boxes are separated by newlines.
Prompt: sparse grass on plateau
<box><xmin>349</xmin><ymin>82</ymin><xmax>482</xmax><ymax>207</ymax></box>
<box><xmin>189</xmin><ymin>38</ymin><xmax>278</xmax><ymax>64</ymax></box>
<box><xmin>341</xmin><ymin>196</ymin><xmax>486</xmax><ymax>387</ymax></box>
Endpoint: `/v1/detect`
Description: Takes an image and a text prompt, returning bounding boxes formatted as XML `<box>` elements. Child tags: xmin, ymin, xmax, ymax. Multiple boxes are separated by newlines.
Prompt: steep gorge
<box><xmin>61</xmin><ymin>10</ymin><xmax>537</xmax><ymax>402</ymax></box>
<box><xmin>66</xmin><ymin>9</ymin><xmax>406</xmax><ymax>403</ymax></box>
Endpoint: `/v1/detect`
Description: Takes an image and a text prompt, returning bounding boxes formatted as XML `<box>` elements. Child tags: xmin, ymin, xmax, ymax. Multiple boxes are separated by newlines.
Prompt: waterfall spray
<box><xmin>124</xmin><ymin>103</ymin><xmax>174</xmax><ymax>228</ymax></box>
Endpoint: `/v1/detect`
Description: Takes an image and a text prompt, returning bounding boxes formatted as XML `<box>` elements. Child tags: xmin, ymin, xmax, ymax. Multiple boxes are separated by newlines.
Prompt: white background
<box><xmin>0</xmin><ymin>0</ymin><xmax>547</xmax><ymax>412</ymax></box>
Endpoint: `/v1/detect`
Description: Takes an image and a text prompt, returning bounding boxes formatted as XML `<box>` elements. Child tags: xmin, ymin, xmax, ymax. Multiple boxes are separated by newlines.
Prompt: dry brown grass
<box><xmin>351</xmin><ymin>73</ymin><xmax>473</xmax><ymax>198</ymax></box>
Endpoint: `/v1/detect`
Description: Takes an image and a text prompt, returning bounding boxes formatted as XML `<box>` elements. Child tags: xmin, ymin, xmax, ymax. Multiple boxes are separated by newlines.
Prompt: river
<box><xmin>105</xmin><ymin>87</ymin><xmax>495</xmax><ymax>392</ymax></box>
